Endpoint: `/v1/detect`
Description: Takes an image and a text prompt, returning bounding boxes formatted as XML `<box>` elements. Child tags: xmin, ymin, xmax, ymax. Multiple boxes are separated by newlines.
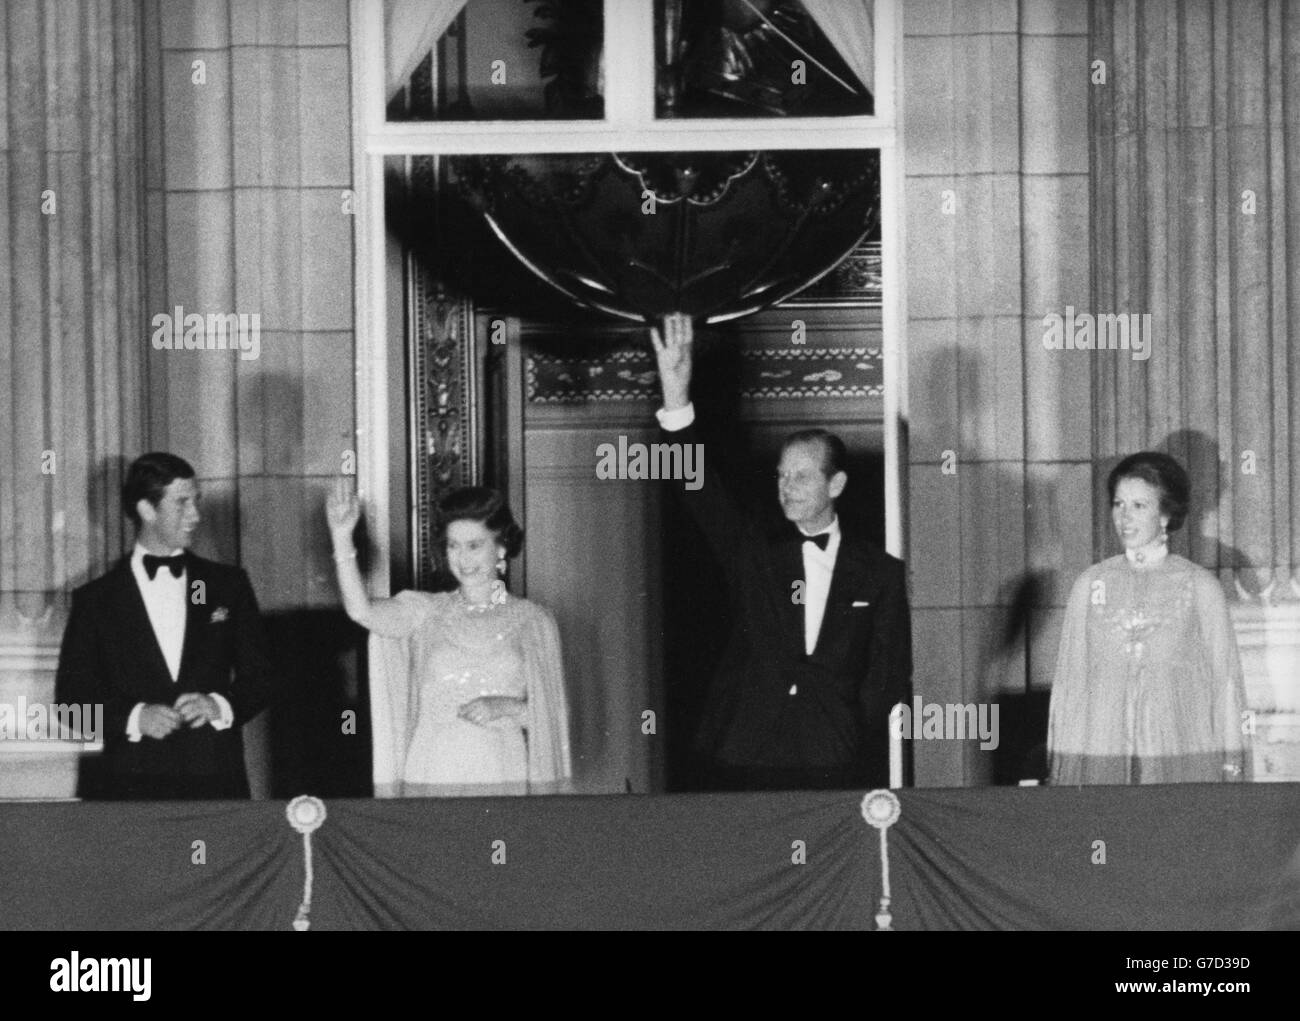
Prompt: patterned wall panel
<box><xmin>526</xmin><ymin>345</ymin><xmax>883</xmax><ymax>404</ymax></box>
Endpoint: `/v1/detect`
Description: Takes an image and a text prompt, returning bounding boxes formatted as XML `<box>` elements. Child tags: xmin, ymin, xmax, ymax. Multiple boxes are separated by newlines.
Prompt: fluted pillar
<box><xmin>0</xmin><ymin>0</ymin><xmax>147</xmax><ymax>794</ymax></box>
<box><xmin>1091</xmin><ymin>0</ymin><xmax>1300</xmax><ymax>775</ymax></box>
<box><xmin>1091</xmin><ymin>0</ymin><xmax>1300</xmax><ymax>604</ymax></box>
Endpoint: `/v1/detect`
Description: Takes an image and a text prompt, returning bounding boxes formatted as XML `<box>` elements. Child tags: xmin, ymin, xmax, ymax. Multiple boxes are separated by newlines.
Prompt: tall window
<box><xmin>350</xmin><ymin>0</ymin><xmax>903</xmax><ymax>584</ymax></box>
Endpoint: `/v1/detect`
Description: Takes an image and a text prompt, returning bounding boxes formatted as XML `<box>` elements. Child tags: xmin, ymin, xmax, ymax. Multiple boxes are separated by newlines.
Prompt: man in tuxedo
<box><xmin>651</xmin><ymin>313</ymin><xmax>912</xmax><ymax>791</ymax></box>
<box><xmin>55</xmin><ymin>453</ymin><xmax>273</xmax><ymax>799</ymax></box>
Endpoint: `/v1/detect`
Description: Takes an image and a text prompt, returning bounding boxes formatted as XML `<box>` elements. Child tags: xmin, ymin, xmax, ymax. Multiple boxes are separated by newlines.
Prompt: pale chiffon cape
<box><xmin>368</xmin><ymin>590</ymin><xmax>573</xmax><ymax>797</ymax></box>
<box><xmin>1048</xmin><ymin>553</ymin><xmax>1248</xmax><ymax>784</ymax></box>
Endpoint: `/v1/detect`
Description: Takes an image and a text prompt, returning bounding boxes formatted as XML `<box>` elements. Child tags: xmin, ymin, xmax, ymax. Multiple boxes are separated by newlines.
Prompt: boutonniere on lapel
<box><xmin>209</xmin><ymin>607</ymin><xmax>230</xmax><ymax>623</ymax></box>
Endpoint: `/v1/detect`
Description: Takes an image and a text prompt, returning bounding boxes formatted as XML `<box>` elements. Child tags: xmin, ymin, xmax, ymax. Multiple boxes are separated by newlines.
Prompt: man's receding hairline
<box><xmin>781</xmin><ymin>435</ymin><xmax>843</xmax><ymax>479</ymax></box>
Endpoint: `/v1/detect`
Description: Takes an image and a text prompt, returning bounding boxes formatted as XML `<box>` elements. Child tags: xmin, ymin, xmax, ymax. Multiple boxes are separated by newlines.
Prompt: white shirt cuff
<box><xmin>126</xmin><ymin>702</ymin><xmax>145</xmax><ymax>742</ymax></box>
<box><xmin>209</xmin><ymin>693</ymin><xmax>235</xmax><ymax>731</ymax></box>
<box><xmin>656</xmin><ymin>402</ymin><xmax>695</xmax><ymax>432</ymax></box>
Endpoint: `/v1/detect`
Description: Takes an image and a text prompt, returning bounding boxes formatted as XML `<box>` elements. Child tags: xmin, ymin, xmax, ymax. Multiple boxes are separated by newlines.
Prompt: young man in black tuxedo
<box><xmin>651</xmin><ymin>313</ymin><xmax>912</xmax><ymax>791</ymax></box>
<box><xmin>55</xmin><ymin>453</ymin><xmax>274</xmax><ymax>799</ymax></box>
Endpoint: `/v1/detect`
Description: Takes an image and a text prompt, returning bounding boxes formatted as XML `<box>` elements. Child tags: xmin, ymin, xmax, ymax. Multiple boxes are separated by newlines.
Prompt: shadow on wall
<box><xmin>85</xmin><ymin>455</ymin><xmax>134</xmax><ymax>588</ymax></box>
<box><xmin>912</xmin><ymin>342</ymin><xmax>1050</xmax><ymax>785</ymax></box>
<box><xmin>59</xmin><ymin>454</ymin><xmax>142</xmax><ymax>597</ymax></box>
<box><xmin>264</xmin><ymin>609</ymin><xmax>371</xmax><ymax>799</ymax></box>
<box><xmin>1160</xmin><ymin>428</ymin><xmax>1254</xmax><ymax>595</ymax></box>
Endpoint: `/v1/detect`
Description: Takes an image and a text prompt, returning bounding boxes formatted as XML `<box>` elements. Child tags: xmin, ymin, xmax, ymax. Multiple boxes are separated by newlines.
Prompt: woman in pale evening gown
<box><xmin>1047</xmin><ymin>452</ymin><xmax>1249</xmax><ymax>784</ymax></box>
<box><xmin>328</xmin><ymin>481</ymin><xmax>572</xmax><ymax>797</ymax></box>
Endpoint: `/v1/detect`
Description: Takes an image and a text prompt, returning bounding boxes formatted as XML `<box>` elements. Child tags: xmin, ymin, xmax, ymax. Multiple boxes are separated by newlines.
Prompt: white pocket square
<box><xmin>851</xmin><ymin>600</ymin><xmax>871</xmax><ymax>608</ymax></box>
<box><xmin>209</xmin><ymin>607</ymin><xmax>230</xmax><ymax>623</ymax></box>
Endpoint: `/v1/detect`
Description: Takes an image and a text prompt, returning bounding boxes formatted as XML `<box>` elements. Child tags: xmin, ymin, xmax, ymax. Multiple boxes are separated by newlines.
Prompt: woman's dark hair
<box><xmin>122</xmin><ymin>452</ymin><xmax>196</xmax><ymax>527</ymax></box>
<box><xmin>1106</xmin><ymin>451</ymin><xmax>1190</xmax><ymax>532</ymax></box>
<box><xmin>436</xmin><ymin>486</ymin><xmax>524</xmax><ymax>558</ymax></box>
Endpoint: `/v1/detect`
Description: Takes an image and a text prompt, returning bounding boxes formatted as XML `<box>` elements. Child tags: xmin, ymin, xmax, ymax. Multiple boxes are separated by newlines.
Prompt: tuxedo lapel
<box><xmin>811</xmin><ymin>535</ymin><xmax>870</xmax><ymax>659</ymax></box>
<box><xmin>769</xmin><ymin>533</ymin><xmax>807</xmax><ymax>661</ymax></box>
<box><xmin>176</xmin><ymin>553</ymin><xmax>205</xmax><ymax>685</ymax></box>
<box><xmin>112</xmin><ymin>558</ymin><xmax>177</xmax><ymax>687</ymax></box>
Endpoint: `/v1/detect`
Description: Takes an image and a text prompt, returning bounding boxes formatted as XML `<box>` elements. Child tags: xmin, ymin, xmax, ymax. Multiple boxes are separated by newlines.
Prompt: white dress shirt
<box><xmin>798</xmin><ymin>517</ymin><xmax>840</xmax><ymax>656</ymax></box>
<box><xmin>658</xmin><ymin>400</ymin><xmax>841</xmax><ymax>657</ymax></box>
<box><xmin>655</xmin><ymin>402</ymin><xmax>696</xmax><ymax>433</ymax></box>
<box><xmin>124</xmin><ymin>543</ymin><xmax>233</xmax><ymax>740</ymax></box>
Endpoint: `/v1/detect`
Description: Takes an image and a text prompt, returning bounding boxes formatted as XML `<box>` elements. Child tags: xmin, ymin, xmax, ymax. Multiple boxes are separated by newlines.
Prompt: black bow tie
<box><xmin>800</xmin><ymin>531</ymin><xmax>831</xmax><ymax>551</ymax></box>
<box><xmin>143</xmin><ymin>553</ymin><xmax>185</xmax><ymax>580</ymax></box>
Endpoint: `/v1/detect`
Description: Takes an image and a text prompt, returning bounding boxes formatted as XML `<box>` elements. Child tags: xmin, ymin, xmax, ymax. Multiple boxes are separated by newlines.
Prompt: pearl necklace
<box><xmin>1125</xmin><ymin>539</ymin><xmax>1168</xmax><ymax>568</ymax></box>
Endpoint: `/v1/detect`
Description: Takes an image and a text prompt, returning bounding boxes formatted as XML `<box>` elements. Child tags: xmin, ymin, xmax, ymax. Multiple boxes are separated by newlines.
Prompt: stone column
<box><xmin>1091</xmin><ymin>0</ymin><xmax>1300</xmax><ymax>776</ymax></box>
<box><xmin>0</xmin><ymin>0</ymin><xmax>147</xmax><ymax>795</ymax></box>
<box><xmin>904</xmin><ymin>1</ymin><xmax>1091</xmax><ymax>785</ymax></box>
<box><xmin>142</xmin><ymin>0</ymin><xmax>357</xmax><ymax>796</ymax></box>
<box><xmin>1090</xmin><ymin>0</ymin><xmax>1299</xmax><ymax>601</ymax></box>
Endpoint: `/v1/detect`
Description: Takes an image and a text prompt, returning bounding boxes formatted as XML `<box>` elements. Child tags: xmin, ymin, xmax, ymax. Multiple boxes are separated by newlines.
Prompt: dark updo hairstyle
<box><xmin>123</xmin><ymin>452</ymin><xmax>196</xmax><ymax>527</ymax></box>
<box><xmin>1106</xmin><ymin>451</ymin><xmax>1190</xmax><ymax>532</ymax></box>
<box><xmin>436</xmin><ymin>486</ymin><xmax>524</xmax><ymax>558</ymax></box>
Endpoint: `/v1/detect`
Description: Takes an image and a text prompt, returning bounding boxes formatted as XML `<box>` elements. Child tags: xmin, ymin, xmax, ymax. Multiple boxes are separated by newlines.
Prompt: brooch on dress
<box><xmin>457</xmin><ymin>580</ymin><xmax>509</xmax><ymax>613</ymax></box>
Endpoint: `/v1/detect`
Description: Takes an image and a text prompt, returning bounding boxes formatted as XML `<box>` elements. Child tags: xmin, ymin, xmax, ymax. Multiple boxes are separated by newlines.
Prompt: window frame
<box><xmin>349</xmin><ymin>0</ymin><xmax>906</xmax><ymax>593</ymax></box>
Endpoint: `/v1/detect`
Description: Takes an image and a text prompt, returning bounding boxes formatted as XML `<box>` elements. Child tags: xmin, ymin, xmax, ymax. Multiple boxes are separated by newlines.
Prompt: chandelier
<box><xmin>450</xmin><ymin>148</ymin><xmax>879</xmax><ymax>323</ymax></box>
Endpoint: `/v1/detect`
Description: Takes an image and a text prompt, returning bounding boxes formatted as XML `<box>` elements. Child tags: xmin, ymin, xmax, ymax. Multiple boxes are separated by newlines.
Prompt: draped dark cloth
<box><xmin>5</xmin><ymin>785</ymin><xmax>1299</xmax><ymax>930</ymax></box>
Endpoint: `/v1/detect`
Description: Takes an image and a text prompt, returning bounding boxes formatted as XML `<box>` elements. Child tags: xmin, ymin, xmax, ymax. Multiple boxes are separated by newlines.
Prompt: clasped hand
<box><xmin>139</xmin><ymin>693</ymin><xmax>220</xmax><ymax>739</ymax></box>
<box><xmin>458</xmin><ymin>696</ymin><xmax>525</xmax><ymax>727</ymax></box>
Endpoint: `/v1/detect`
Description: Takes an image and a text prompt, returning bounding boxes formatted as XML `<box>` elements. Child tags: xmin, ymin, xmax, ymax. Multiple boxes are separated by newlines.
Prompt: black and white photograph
<box><xmin>1</xmin><ymin>0</ymin><xmax>1298</xmax><ymax>961</ymax></box>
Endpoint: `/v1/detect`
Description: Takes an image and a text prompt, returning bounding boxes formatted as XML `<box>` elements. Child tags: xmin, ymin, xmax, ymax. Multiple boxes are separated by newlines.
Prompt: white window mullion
<box><xmin>880</xmin><ymin>143</ymin><xmax>903</xmax><ymax>560</ymax></box>
<box><xmin>351</xmin><ymin>0</ymin><xmax>391</xmax><ymax>597</ymax></box>
<box><xmin>873</xmin><ymin>0</ymin><xmax>897</xmax><ymax>128</ymax></box>
<box><xmin>360</xmin><ymin>0</ymin><xmax>897</xmax><ymax>155</ymax></box>
<box><xmin>357</xmin><ymin>0</ymin><xmax>386</xmax><ymax>139</ymax></box>
<box><xmin>603</xmin><ymin>0</ymin><xmax>656</xmax><ymax>126</ymax></box>
<box><xmin>365</xmin><ymin>118</ymin><xmax>892</xmax><ymax>155</ymax></box>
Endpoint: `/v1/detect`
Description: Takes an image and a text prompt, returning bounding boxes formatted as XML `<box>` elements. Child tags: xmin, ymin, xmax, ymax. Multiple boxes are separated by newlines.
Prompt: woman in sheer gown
<box><xmin>328</xmin><ymin>481</ymin><xmax>572</xmax><ymax>797</ymax></box>
<box><xmin>1047</xmin><ymin>452</ymin><xmax>1249</xmax><ymax>784</ymax></box>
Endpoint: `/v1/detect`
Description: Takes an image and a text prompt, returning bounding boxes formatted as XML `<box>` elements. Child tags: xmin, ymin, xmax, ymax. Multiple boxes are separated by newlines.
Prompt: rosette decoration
<box><xmin>449</xmin><ymin>149</ymin><xmax>879</xmax><ymax>324</ymax></box>
<box><xmin>861</xmin><ymin>788</ymin><xmax>901</xmax><ymax>931</ymax></box>
<box><xmin>285</xmin><ymin>795</ymin><xmax>328</xmax><ymax>931</ymax></box>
